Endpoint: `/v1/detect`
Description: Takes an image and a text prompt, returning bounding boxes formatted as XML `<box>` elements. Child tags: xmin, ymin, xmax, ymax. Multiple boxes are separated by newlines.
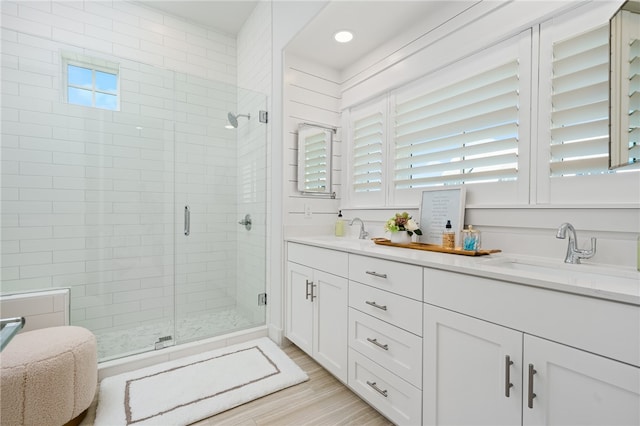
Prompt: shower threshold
<box><xmin>94</xmin><ymin>308</ymin><xmax>258</xmax><ymax>362</ymax></box>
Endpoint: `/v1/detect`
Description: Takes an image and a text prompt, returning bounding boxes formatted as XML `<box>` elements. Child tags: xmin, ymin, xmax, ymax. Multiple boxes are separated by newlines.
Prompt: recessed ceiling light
<box><xmin>334</xmin><ymin>30</ymin><xmax>354</xmax><ymax>43</ymax></box>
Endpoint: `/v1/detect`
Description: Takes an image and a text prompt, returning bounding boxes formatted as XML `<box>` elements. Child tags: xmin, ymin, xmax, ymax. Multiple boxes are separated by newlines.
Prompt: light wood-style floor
<box><xmin>82</xmin><ymin>343</ymin><xmax>394</xmax><ymax>426</ymax></box>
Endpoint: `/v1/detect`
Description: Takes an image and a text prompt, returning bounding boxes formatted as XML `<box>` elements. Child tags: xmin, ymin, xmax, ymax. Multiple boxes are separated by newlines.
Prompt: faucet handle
<box><xmin>583</xmin><ymin>237</ymin><xmax>597</xmax><ymax>256</ymax></box>
<box><xmin>574</xmin><ymin>237</ymin><xmax>597</xmax><ymax>263</ymax></box>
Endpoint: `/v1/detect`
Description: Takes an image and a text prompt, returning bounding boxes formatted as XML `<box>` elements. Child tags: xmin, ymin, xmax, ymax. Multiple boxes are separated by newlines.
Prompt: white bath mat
<box><xmin>94</xmin><ymin>337</ymin><xmax>308</xmax><ymax>426</ymax></box>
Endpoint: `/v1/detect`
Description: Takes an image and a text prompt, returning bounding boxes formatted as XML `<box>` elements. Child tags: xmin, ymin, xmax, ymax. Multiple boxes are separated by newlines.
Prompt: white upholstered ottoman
<box><xmin>0</xmin><ymin>326</ymin><xmax>97</xmax><ymax>426</ymax></box>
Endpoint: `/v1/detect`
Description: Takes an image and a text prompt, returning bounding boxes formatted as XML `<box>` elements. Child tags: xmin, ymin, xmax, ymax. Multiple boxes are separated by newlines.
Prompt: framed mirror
<box><xmin>610</xmin><ymin>0</ymin><xmax>640</xmax><ymax>169</ymax></box>
<box><xmin>297</xmin><ymin>124</ymin><xmax>334</xmax><ymax>194</ymax></box>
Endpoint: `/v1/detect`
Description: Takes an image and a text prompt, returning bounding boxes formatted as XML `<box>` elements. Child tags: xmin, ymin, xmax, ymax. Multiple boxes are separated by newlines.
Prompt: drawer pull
<box><xmin>365</xmin><ymin>271</ymin><xmax>387</xmax><ymax>278</ymax></box>
<box><xmin>365</xmin><ymin>300</ymin><xmax>388</xmax><ymax>311</ymax></box>
<box><xmin>366</xmin><ymin>380</ymin><xmax>388</xmax><ymax>397</ymax></box>
<box><xmin>527</xmin><ymin>363</ymin><xmax>537</xmax><ymax>409</ymax></box>
<box><xmin>305</xmin><ymin>280</ymin><xmax>312</xmax><ymax>300</ymax></box>
<box><xmin>366</xmin><ymin>337</ymin><xmax>389</xmax><ymax>350</ymax></box>
<box><xmin>505</xmin><ymin>355</ymin><xmax>514</xmax><ymax>397</ymax></box>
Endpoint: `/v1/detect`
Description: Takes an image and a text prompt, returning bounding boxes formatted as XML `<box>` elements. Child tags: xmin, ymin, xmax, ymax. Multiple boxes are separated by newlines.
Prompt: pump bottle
<box><xmin>335</xmin><ymin>210</ymin><xmax>345</xmax><ymax>237</ymax></box>
<box><xmin>442</xmin><ymin>219</ymin><xmax>455</xmax><ymax>249</ymax></box>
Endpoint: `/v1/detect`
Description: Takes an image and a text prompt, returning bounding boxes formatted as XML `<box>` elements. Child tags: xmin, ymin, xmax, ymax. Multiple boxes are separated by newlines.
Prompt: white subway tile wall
<box><xmin>1</xmin><ymin>0</ymin><xmax>269</xmax><ymax>358</ymax></box>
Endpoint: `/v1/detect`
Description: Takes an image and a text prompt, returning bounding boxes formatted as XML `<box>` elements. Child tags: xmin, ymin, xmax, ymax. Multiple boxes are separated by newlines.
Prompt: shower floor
<box><xmin>94</xmin><ymin>308</ymin><xmax>257</xmax><ymax>361</ymax></box>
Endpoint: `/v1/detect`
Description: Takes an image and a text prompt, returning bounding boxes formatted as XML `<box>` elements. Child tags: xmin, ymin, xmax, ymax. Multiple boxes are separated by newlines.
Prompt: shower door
<box><xmin>0</xmin><ymin>35</ymin><xmax>178</xmax><ymax>361</ymax></box>
<box><xmin>0</xmin><ymin>31</ymin><xmax>267</xmax><ymax>361</ymax></box>
<box><xmin>173</xmin><ymin>77</ymin><xmax>267</xmax><ymax>345</ymax></box>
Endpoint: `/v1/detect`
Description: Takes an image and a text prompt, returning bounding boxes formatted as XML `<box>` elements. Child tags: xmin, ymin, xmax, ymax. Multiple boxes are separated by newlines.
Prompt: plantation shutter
<box><xmin>299</xmin><ymin>130</ymin><xmax>329</xmax><ymax>192</ymax></box>
<box><xmin>352</xmin><ymin>110</ymin><xmax>384</xmax><ymax>193</ymax></box>
<box><xmin>611</xmin><ymin>9</ymin><xmax>640</xmax><ymax>166</ymax></box>
<box><xmin>549</xmin><ymin>25</ymin><xmax>610</xmax><ymax>176</ymax></box>
<box><xmin>629</xmin><ymin>30</ymin><xmax>640</xmax><ymax>161</ymax></box>
<box><xmin>393</xmin><ymin>60</ymin><xmax>520</xmax><ymax>189</ymax></box>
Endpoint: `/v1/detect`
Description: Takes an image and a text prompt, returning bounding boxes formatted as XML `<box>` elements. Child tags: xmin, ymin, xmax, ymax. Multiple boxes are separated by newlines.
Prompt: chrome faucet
<box><xmin>349</xmin><ymin>217</ymin><xmax>369</xmax><ymax>239</ymax></box>
<box><xmin>555</xmin><ymin>222</ymin><xmax>596</xmax><ymax>264</ymax></box>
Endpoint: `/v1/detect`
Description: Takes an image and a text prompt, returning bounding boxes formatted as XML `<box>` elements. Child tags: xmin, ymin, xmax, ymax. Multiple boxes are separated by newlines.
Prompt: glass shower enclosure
<box><xmin>1</xmin><ymin>33</ymin><xmax>267</xmax><ymax>361</ymax></box>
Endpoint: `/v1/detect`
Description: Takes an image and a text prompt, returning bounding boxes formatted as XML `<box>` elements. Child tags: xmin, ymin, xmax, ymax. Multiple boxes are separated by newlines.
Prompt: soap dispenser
<box><xmin>335</xmin><ymin>210</ymin><xmax>345</xmax><ymax>237</ymax></box>
<box><xmin>442</xmin><ymin>219</ymin><xmax>455</xmax><ymax>249</ymax></box>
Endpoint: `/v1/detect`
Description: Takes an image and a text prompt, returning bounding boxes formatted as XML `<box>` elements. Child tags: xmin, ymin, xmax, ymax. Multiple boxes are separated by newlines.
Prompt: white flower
<box><xmin>406</xmin><ymin>219</ymin><xmax>419</xmax><ymax>231</ymax></box>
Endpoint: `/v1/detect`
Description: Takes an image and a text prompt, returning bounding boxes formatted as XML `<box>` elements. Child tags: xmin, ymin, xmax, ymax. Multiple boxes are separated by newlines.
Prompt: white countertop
<box><xmin>287</xmin><ymin>236</ymin><xmax>640</xmax><ymax>306</ymax></box>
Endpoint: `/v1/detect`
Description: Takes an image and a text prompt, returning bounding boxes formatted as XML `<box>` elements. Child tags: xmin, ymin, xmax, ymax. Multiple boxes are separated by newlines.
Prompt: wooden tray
<box><xmin>372</xmin><ymin>238</ymin><xmax>501</xmax><ymax>256</ymax></box>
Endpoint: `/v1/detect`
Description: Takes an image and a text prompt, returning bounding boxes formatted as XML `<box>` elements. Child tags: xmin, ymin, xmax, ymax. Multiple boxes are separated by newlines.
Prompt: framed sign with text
<box><xmin>418</xmin><ymin>187</ymin><xmax>466</xmax><ymax>245</ymax></box>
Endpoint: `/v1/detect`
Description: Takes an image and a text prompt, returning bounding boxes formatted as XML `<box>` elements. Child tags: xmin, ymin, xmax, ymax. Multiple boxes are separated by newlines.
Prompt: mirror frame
<box><xmin>609</xmin><ymin>0</ymin><xmax>640</xmax><ymax>169</ymax></box>
<box><xmin>297</xmin><ymin>123</ymin><xmax>335</xmax><ymax>194</ymax></box>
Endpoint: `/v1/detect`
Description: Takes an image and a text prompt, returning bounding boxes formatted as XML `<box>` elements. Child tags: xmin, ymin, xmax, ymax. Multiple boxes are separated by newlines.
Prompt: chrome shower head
<box><xmin>227</xmin><ymin>112</ymin><xmax>250</xmax><ymax>128</ymax></box>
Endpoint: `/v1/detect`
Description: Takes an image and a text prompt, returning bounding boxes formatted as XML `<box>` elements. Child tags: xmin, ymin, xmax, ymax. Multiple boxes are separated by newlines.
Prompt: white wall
<box><xmin>269</xmin><ymin>0</ymin><xmax>329</xmax><ymax>343</ymax></box>
<box><xmin>282</xmin><ymin>0</ymin><xmax>640</xmax><ymax>269</ymax></box>
<box><xmin>283</xmin><ymin>54</ymin><xmax>342</xmax><ymax>235</ymax></box>
<box><xmin>236</xmin><ymin>0</ymin><xmax>272</xmax><ymax>324</ymax></box>
<box><xmin>0</xmin><ymin>0</ymin><xmax>245</xmax><ymax>349</ymax></box>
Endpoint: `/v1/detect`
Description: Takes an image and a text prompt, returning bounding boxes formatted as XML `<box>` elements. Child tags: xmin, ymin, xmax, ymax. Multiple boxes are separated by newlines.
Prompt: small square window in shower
<box><xmin>63</xmin><ymin>53</ymin><xmax>119</xmax><ymax>111</ymax></box>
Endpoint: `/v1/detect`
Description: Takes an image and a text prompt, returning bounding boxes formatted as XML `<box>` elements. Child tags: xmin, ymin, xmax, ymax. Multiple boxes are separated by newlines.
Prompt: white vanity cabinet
<box><xmin>523</xmin><ymin>334</ymin><xmax>640</xmax><ymax>425</ymax></box>
<box><xmin>424</xmin><ymin>269</ymin><xmax>640</xmax><ymax>426</ymax></box>
<box><xmin>285</xmin><ymin>238</ymin><xmax>639</xmax><ymax>426</ymax></box>
<box><xmin>347</xmin><ymin>254</ymin><xmax>423</xmax><ymax>426</ymax></box>
<box><xmin>286</xmin><ymin>243</ymin><xmax>348</xmax><ymax>382</ymax></box>
<box><xmin>423</xmin><ymin>304</ymin><xmax>523</xmax><ymax>425</ymax></box>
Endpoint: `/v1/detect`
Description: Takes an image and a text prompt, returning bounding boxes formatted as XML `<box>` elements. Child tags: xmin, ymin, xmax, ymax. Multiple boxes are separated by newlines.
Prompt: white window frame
<box><xmin>536</xmin><ymin>1</ymin><xmax>638</xmax><ymax>205</ymax></box>
<box><xmin>390</xmin><ymin>30</ymin><xmax>532</xmax><ymax>207</ymax></box>
<box><xmin>345</xmin><ymin>31</ymin><xmax>532</xmax><ymax>208</ymax></box>
<box><xmin>343</xmin><ymin>1</ymin><xmax>639</xmax><ymax>210</ymax></box>
<box><xmin>345</xmin><ymin>97</ymin><xmax>389</xmax><ymax>208</ymax></box>
<box><xmin>62</xmin><ymin>52</ymin><xmax>120</xmax><ymax>111</ymax></box>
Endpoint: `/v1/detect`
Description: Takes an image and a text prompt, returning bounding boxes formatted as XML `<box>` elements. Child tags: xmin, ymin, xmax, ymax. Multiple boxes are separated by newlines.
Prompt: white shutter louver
<box><xmin>297</xmin><ymin>125</ymin><xmax>333</xmax><ymax>194</ymax></box>
<box><xmin>352</xmin><ymin>111</ymin><xmax>384</xmax><ymax>193</ymax></box>
<box><xmin>550</xmin><ymin>25</ymin><xmax>610</xmax><ymax>176</ymax></box>
<box><xmin>393</xmin><ymin>61</ymin><xmax>520</xmax><ymax>189</ymax></box>
<box><xmin>631</xmin><ymin>37</ymin><xmax>640</xmax><ymax>160</ymax></box>
<box><xmin>611</xmin><ymin>7</ymin><xmax>640</xmax><ymax>168</ymax></box>
<box><xmin>301</xmin><ymin>131</ymin><xmax>328</xmax><ymax>191</ymax></box>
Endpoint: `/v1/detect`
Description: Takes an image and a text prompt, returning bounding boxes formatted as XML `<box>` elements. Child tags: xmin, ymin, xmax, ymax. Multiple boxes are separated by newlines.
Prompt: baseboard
<box><xmin>268</xmin><ymin>324</ymin><xmax>283</xmax><ymax>345</ymax></box>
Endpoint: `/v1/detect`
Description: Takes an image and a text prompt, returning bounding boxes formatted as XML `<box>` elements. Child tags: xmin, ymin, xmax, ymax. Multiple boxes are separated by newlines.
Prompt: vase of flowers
<box><xmin>385</xmin><ymin>212</ymin><xmax>422</xmax><ymax>244</ymax></box>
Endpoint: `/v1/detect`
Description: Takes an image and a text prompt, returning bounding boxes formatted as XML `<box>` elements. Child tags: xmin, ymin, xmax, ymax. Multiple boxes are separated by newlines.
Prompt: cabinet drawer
<box><xmin>349</xmin><ymin>281</ymin><xmax>422</xmax><ymax>336</ymax></box>
<box><xmin>349</xmin><ymin>254</ymin><xmax>422</xmax><ymax>300</ymax></box>
<box><xmin>349</xmin><ymin>308</ymin><xmax>422</xmax><ymax>388</ymax></box>
<box><xmin>349</xmin><ymin>348</ymin><xmax>422</xmax><ymax>426</ymax></box>
<box><xmin>288</xmin><ymin>242</ymin><xmax>348</xmax><ymax>277</ymax></box>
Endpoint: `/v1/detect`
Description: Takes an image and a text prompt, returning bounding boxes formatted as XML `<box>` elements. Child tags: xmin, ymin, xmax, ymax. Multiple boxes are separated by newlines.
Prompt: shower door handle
<box><xmin>184</xmin><ymin>205</ymin><xmax>190</xmax><ymax>236</ymax></box>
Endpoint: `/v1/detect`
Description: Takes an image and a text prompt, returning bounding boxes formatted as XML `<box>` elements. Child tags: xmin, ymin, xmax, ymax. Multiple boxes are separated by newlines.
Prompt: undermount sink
<box><xmin>292</xmin><ymin>236</ymin><xmax>375</xmax><ymax>249</ymax></box>
<box><xmin>482</xmin><ymin>256</ymin><xmax>640</xmax><ymax>292</ymax></box>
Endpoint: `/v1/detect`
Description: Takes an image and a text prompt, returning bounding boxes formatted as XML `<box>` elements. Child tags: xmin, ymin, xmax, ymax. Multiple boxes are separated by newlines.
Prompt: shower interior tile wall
<box><xmin>0</xmin><ymin>1</ymin><xmax>252</xmax><ymax>339</ymax></box>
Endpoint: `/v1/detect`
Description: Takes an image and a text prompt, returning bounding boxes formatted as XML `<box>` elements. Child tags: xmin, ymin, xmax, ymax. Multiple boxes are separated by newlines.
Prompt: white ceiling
<box><xmin>136</xmin><ymin>1</ymin><xmax>259</xmax><ymax>35</ymax></box>
<box><xmin>285</xmin><ymin>1</ymin><xmax>471</xmax><ymax>72</ymax></box>
<box><xmin>138</xmin><ymin>1</ymin><xmax>476</xmax><ymax>72</ymax></box>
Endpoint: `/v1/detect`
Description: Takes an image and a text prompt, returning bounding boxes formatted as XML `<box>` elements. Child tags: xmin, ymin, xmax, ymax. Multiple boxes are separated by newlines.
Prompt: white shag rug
<box><xmin>94</xmin><ymin>337</ymin><xmax>308</xmax><ymax>426</ymax></box>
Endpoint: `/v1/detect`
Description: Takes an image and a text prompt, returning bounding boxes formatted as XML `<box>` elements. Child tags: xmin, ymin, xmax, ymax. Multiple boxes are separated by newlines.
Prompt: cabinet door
<box><xmin>424</xmin><ymin>304</ymin><xmax>522</xmax><ymax>425</ymax></box>
<box><xmin>314</xmin><ymin>270</ymin><xmax>348</xmax><ymax>382</ymax></box>
<box><xmin>523</xmin><ymin>335</ymin><xmax>640</xmax><ymax>426</ymax></box>
<box><xmin>286</xmin><ymin>262</ymin><xmax>314</xmax><ymax>355</ymax></box>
